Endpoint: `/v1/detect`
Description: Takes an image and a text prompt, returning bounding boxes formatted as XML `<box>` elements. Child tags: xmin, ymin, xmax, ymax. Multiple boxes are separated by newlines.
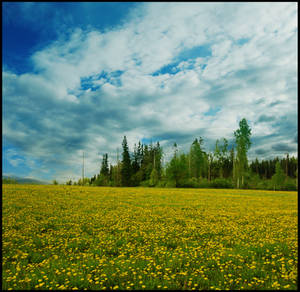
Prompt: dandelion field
<box><xmin>2</xmin><ymin>185</ymin><xmax>298</xmax><ymax>290</ymax></box>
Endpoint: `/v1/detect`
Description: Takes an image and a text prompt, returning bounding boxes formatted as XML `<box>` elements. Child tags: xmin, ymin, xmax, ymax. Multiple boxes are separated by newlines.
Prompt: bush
<box><xmin>282</xmin><ymin>182</ymin><xmax>297</xmax><ymax>191</ymax></box>
<box><xmin>3</xmin><ymin>178</ymin><xmax>18</xmax><ymax>184</ymax></box>
<box><xmin>156</xmin><ymin>180</ymin><xmax>167</xmax><ymax>188</ymax></box>
<box><xmin>210</xmin><ymin>178</ymin><xmax>233</xmax><ymax>189</ymax></box>
<box><xmin>165</xmin><ymin>180</ymin><xmax>176</xmax><ymax>188</ymax></box>
<box><xmin>198</xmin><ymin>178</ymin><xmax>210</xmax><ymax>188</ymax></box>
<box><xmin>255</xmin><ymin>179</ymin><xmax>269</xmax><ymax>190</ymax></box>
<box><xmin>266</xmin><ymin>180</ymin><xmax>276</xmax><ymax>190</ymax></box>
<box><xmin>140</xmin><ymin>180</ymin><xmax>150</xmax><ymax>187</ymax></box>
<box><xmin>179</xmin><ymin>177</ymin><xmax>200</xmax><ymax>188</ymax></box>
<box><xmin>282</xmin><ymin>178</ymin><xmax>297</xmax><ymax>191</ymax></box>
<box><xmin>248</xmin><ymin>173</ymin><xmax>260</xmax><ymax>189</ymax></box>
<box><xmin>149</xmin><ymin>168</ymin><xmax>159</xmax><ymax>187</ymax></box>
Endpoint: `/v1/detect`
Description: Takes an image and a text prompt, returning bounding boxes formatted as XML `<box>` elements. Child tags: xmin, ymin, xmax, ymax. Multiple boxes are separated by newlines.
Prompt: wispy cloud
<box><xmin>3</xmin><ymin>2</ymin><xmax>297</xmax><ymax>182</ymax></box>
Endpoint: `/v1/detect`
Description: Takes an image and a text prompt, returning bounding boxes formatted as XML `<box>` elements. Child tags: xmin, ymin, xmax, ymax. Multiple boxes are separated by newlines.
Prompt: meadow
<box><xmin>2</xmin><ymin>184</ymin><xmax>298</xmax><ymax>290</ymax></box>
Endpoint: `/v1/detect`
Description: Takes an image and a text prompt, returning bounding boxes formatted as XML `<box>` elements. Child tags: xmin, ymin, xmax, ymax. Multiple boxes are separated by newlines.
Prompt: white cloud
<box><xmin>3</xmin><ymin>2</ymin><xmax>298</xmax><ymax>181</ymax></box>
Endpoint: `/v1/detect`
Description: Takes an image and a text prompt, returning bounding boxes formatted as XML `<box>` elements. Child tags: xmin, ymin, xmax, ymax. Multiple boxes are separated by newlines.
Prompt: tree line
<box><xmin>68</xmin><ymin>118</ymin><xmax>297</xmax><ymax>191</ymax></box>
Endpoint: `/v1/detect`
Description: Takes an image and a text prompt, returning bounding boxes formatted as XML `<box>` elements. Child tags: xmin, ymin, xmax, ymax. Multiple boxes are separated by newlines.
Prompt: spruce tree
<box><xmin>121</xmin><ymin>136</ymin><xmax>132</xmax><ymax>186</ymax></box>
<box><xmin>100</xmin><ymin>153</ymin><xmax>109</xmax><ymax>177</ymax></box>
<box><xmin>97</xmin><ymin>153</ymin><xmax>109</xmax><ymax>185</ymax></box>
<box><xmin>155</xmin><ymin>141</ymin><xmax>163</xmax><ymax>178</ymax></box>
<box><xmin>137</xmin><ymin>141</ymin><xmax>143</xmax><ymax>168</ymax></box>
<box><xmin>132</xmin><ymin>143</ymin><xmax>140</xmax><ymax>175</ymax></box>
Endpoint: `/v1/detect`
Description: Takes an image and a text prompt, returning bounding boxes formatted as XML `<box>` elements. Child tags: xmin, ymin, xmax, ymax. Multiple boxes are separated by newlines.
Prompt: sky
<box><xmin>2</xmin><ymin>2</ymin><xmax>298</xmax><ymax>183</ymax></box>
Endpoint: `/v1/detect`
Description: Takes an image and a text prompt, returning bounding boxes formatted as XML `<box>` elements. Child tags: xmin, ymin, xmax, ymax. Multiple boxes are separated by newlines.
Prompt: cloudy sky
<box><xmin>3</xmin><ymin>2</ymin><xmax>298</xmax><ymax>182</ymax></box>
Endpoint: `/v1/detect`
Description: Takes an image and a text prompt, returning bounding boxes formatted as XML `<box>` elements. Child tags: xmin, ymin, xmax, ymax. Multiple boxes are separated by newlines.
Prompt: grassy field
<box><xmin>2</xmin><ymin>184</ymin><xmax>298</xmax><ymax>290</ymax></box>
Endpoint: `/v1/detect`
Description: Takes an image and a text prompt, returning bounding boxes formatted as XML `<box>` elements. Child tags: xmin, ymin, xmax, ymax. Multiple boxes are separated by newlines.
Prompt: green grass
<box><xmin>2</xmin><ymin>185</ymin><xmax>298</xmax><ymax>290</ymax></box>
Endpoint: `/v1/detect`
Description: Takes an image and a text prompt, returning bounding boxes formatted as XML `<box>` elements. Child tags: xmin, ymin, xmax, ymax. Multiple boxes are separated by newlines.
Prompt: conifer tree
<box><xmin>100</xmin><ymin>153</ymin><xmax>109</xmax><ymax>177</ymax></box>
<box><xmin>137</xmin><ymin>141</ymin><xmax>143</xmax><ymax>168</ymax></box>
<box><xmin>132</xmin><ymin>143</ymin><xmax>140</xmax><ymax>175</ymax></box>
<box><xmin>121</xmin><ymin>136</ymin><xmax>132</xmax><ymax>186</ymax></box>
<box><xmin>96</xmin><ymin>153</ymin><xmax>109</xmax><ymax>186</ymax></box>
<box><xmin>154</xmin><ymin>141</ymin><xmax>163</xmax><ymax>178</ymax></box>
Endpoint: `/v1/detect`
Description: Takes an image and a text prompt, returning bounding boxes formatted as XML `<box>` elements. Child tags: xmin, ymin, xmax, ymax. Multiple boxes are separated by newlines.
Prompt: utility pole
<box><xmin>296</xmin><ymin>167</ymin><xmax>298</xmax><ymax>190</ymax></box>
<box><xmin>98</xmin><ymin>152</ymin><xmax>101</xmax><ymax>173</ymax></box>
<box><xmin>117</xmin><ymin>147</ymin><xmax>119</xmax><ymax>186</ymax></box>
<box><xmin>82</xmin><ymin>151</ymin><xmax>84</xmax><ymax>185</ymax></box>
<box><xmin>285</xmin><ymin>153</ymin><xmax>289</xmax><ymax>177</ymax></box>
<box><xmin>233</xmin><ymin>157</ymin><xmax>235</xmax><ymax>180</ymax></box>
<box><xmin>208</xmin><ymin>153</ymin><xmax>211</xmax><ymax>182</ymax></box>
<box><xmin>189</xmin><ymin>152</ymin><xmax>191</xmax><ymax>177</ymax></box>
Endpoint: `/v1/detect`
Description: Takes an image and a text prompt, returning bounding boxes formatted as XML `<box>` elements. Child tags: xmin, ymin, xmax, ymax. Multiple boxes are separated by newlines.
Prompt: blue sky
<box><xmin>3</xmin><ymin>2</ymin><xmax>298</xmax><ymax>182</ymax></box>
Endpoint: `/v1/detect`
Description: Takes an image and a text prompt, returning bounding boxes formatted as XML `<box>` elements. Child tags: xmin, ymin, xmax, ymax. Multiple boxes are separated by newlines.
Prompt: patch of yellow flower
<box><xmin>2</xmin><ymin>184</ymin><xmax>298</xmax><ymax>290</ymax></box>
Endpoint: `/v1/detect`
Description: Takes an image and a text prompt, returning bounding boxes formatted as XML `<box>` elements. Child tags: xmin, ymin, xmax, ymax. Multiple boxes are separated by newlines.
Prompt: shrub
<box><xmin>149</xmin><ymin>168</ymin><xmax>159</xmax><ymax>187</ymax></box>
<box><xmin>3</xmin><ymin>178</ymin><xmax>18</xmax><ymax>184</ymax></box>
<box><xmin>156</xmin><ymin>180</ymin><xmax>167</xmax><ymax>188</ymax></box>
<box><xmin>180</xmin><ymin>177</ymin><xmax>200</xmax><ymax>188</ymax></box>
<box><xmin>165</xmin><ymin>180</ymin><xmax>176</xmax><ymax>188</ymax></box>
<box><xmin>210</xmin><ymin>178</ymin><xmax>233</xmax><ymax>189</ymax></box>
<box><xmin>282</xmin><ymin>178</ymin><xmax>297</xmax><ymax>191</ymax></box>
<box><xmin>255</xmin><ymin>179</ymin><xmax>269</xmax><ymax>190</ymax></box>
<box><xmin>198</xmin><ymin>178</ymin><xmax>210</xmax><ymax>188</ymax></box>
<box><xmin>140</xmin><ymin>180</ymin><xmax>150</xmax><ymax>187</ymax></box>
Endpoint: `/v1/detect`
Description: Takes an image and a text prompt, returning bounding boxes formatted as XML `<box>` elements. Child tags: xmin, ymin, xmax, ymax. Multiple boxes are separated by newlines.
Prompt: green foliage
<box><xmin>3</xmin><ymin>177</ymin><xmax>18</xmax><ymax>184</ymax></box>
<box><xmin>140</xmin><ymin>179</ymin><xmax>150</xmax><ymax>187</ymax></box>
<box><xmin>234</xmin><ymin>118</ymin><xmax>252</xmax><ymax>153</ymax></box>
<box><xmin>188</xmin><ymin>137</ymin><xmax>208</xmax><ymax>179</ymax></box>
<box><xmin>131</xmin><ymin>169</ymin><xmax>143</xmax><ymax>186</ymax></box>
<box><xmin>149</xmin><ymin>168</ymin><xmax>159</xmax><ymax>187</ymax></box>
<box><xmin>247</xmin><ymin>172</ymin><xmax>261</xmax><ymax>189</ymax></box>
<box><xmin>234</xmin><ymin>118</ymin><xmax>252</xmax><ymax>188</ymax></box>
<box><xmin>77</xmin><ymin>178</ymin><xmax>90</xmax><ymax>186</ymax></box>
<box><xmin>198</xmin><ymin>178</ymin><xmax>210</xmax><ymax>188</ymax></box>
<box><xmin>189</xmin><ymin>138</ymin><xmax>203</xmax><ymax>179</ymax></box>
<box><xmin>131</xmin><ymin>143</ymin><xmax>140</xmax><ymax>177</ymax></box>
<box><xmin>52</xmin><ymin>179</ymin><xmax>58</xmax><ymax>185</ymax></box>
<box><xmin>210</xmin><ymin>178</ymin><xmax>234</xmax><ymax>189</ymax></box>
<box><xmin>214</xmin><ymin>138</ymin><xmax>228</xmax><ymax>178</ymax></box>
<box><xmin>66</xmin><ymin>180</ymin><xmax>72</xmax><ymax>185</ymax></box>
<box><xmin>272</xmin><ymin>161</ymin><xmax>286</xmax><ymax>190</ymax></box>
<box><xmin>184</xmin><ymin>177</ymin><xmax>200</xmax><ymax>188</ymax></box>
<box><xmin>100</xmin><ymin>154</ymin><xmax>109</xmax><ymax>176</ymax></box>
<box><xmin>121</xmin><ymin>136</ymin><xmax>132</xmax><ymax>186</ymax></box>
<box><xmin>282</xmin><ymin>178</ymin><xmax>297</xmax><ymax>191</ymax></box>
<box><xmin>95</xmin><ymin>153</ymin><xmax>110</xmax><ymax>186</ymax></box>
<box><xmin>166</xmin><ymin>148</ymin><xmax>189</xmax><ymax>187</ymax></box>
<box><xmin>84</xmin><ymin>121</ymin><xmax>296</xmax><ymax>191</ymax></box>
<box><xmin>156</xmin><ymin>179</ymin><xmax>167</xmax><ymax>188</ymax></box>
<box><xmin>165</xmin><ymin>180</ymin><xmax>176</xmax><ymax>188</ymax></box>
<box><xmin>109</xmin><ymin>163</ymin><xmax>121</xmax><ymax>187</ymax></box>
